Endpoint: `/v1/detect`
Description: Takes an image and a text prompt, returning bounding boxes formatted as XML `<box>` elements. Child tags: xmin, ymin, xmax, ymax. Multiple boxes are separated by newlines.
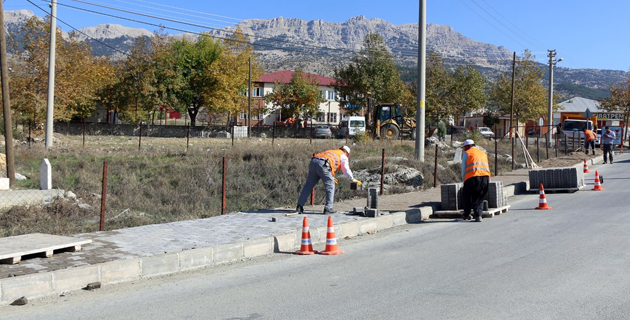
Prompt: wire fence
<box><xmin>0</xmin><ymin>122</ymin><xmax>603</xmax><ymax>236</ymax></box>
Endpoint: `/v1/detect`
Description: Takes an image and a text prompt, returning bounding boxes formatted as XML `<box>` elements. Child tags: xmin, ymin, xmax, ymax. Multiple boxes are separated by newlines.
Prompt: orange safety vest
<box><xmin>314</xmin><ymin>149</ymin><xmax>345</xmax><ymax>176</ymax></box>
<box><xmin>584</xmin><ymin>129</ymin><xmax>596</xmax><ymax>141</ymax></box>
<box><xmin>464</xmin><ymin>147</ymin><xmax>491</xmax><ymax>181</ymax></box>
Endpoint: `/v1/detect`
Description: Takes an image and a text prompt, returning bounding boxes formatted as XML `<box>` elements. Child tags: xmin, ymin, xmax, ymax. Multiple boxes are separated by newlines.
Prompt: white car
<box><xmin>477</xmin><ymin>127</ymin><xmax>494</xmax><ymax>138</ymax></box>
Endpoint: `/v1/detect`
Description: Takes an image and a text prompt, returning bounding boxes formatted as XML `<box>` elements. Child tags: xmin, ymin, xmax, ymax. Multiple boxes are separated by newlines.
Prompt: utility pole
<box><xmin>415</xmin><ymin>0</ymin><xmax>426</xmax><ymax>161</ymax></box>
<box><xmin>247</xmin><ymin>56</ymin><xmax>251</xmax><ymax>138</ymax></box>
<box><xmin>510</xmin><ymin>52</ymin><xmax>516</xmax><ymax>170</ymax></box>
<box><xmin>0</xmin><ymin>0</ymin><xmax>16</xmax><ymax>186</ymax></box>
<box><xmin>45</xmin><ymin>0</ymin><xmax>57</xmax><ymax>149</ymax></box>
<box><xmin>547</xmin><ymin>49</ymin><xmax>562</xmax><ymax>143</ymax></box>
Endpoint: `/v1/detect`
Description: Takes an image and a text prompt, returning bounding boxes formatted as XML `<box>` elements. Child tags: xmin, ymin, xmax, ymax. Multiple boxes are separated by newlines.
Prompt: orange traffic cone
<box><xmin>535</xmin><ymin>183</ymin><xmax>552</xmax><ymax>210</ymax></box>
<box><xmin>295</xmin><ymin>217</ymin><xmax>318</xmax><ymax>255</ymax></box>
<box><xmin>320</xmin><ymin>216</ymin><xmax>344</xmax><ymax>255</ymax></box>
<box><xmin>583</xmin><ymin>159</ymin><xmax>590</xmax><ymax>173</ymax></box>
<box><xmin>592</xmin><ymin>170</ymin><xmax>604</xmax><ymax>191</ymax></box>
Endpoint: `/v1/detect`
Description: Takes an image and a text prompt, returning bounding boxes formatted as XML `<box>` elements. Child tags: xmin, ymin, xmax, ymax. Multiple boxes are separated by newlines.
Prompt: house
<box><xmin>246</xmin><ymin>70</ymin><xmax>345</xmax><ymax>127</ymax></box>
<box><xmin>556</xmin><ymin>97</ymin><xmax>625</xmax><ymax>129</ymax></box>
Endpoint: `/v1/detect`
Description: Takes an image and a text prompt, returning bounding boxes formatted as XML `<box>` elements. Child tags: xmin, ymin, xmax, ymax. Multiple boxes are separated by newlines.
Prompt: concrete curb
<box><xmin>0</xmin><ymin>209</ymin><xmax>431</xmax><ymax>305</ymax></box>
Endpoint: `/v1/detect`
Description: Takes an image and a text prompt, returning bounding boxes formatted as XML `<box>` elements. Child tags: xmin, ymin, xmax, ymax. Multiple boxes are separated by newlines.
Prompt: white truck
<box><xmin>338</xmin><ymin>116</ymin><xmax>366</xmax><ymax>138</ymax></box>
<box><xmin>561</xmin><ymin>119</ymin><xmax>594</xmax><ymax>148</ymax></box>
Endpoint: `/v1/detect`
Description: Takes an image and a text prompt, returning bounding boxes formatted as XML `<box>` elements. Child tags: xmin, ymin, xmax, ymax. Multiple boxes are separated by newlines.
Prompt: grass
<box><xmin>0</xmin><ymin>132</ymin><xmax>573</xmax><ymax>237</ymax></box>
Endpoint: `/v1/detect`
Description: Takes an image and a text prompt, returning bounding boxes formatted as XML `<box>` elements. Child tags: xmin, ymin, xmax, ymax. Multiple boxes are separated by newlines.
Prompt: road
<box><xmin>4</xmin><ymin>159</ymin><xmax>630</xmax><ymax>319</ymax></box>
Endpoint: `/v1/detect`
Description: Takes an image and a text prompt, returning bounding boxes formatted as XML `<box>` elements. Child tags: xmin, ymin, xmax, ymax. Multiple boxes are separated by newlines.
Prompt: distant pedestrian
<box><xmin>601</xmin><ymin>126</ymin><xmax>616</xmax><ymax>164</ymax></box>
<box><xmin>583</xmin><ymin>128</ymin><xmax>596</xmax><ymax>155</ymax></box>
<box><xmin>461</xmin><ymin>139</ymin><xmax>490</xmax><ymax>222</ymax></box>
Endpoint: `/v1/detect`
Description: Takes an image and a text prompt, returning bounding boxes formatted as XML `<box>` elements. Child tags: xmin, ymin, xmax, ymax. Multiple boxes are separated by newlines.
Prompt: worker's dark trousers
<box><xmin>297</xmin><ymin>158</ymin><xmax>335</xmax><ymax>211</ymax></box>
<box><xmin>463</xmin><ymin>176</ymin><xmax>489</xmax><ymax>218</ymax></box>
<box><xmin>585</xmin><ymin>140</ymin><xmax>595</xmax><ymax>154</ymax></box>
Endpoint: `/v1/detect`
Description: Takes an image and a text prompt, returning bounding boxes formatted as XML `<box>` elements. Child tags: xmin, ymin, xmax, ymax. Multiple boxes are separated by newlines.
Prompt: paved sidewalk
<box><xmin>0</xmin><ymin>155</ymin><xmax>608</xmax><ymax>305</ymax></box>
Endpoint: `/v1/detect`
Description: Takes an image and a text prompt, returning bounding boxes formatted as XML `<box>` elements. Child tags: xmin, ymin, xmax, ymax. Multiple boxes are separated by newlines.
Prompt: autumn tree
<box><xmin>489</xmin><ymin>50</ymin><xmax>547</xmax><ymax>128</ymax></box>
<box><xmin>9</xmin><ymin>16</ymin><xmax>113</xmax><ymax>125</ymax></box>
<box><xmin>264</xmin><ymin>69</ymin><xmax>326</xmax><ymax>121</ymax></box>
<box><xmin>333</xmin><ymin>33</ymin><xmax>409</xmax><ymax>115</ymax></box>
<box><xmin>600</xmin><ymin>73</ymin><xmax>630</xmax><ymax>140</ymax></box>
<box><xmin>205</xmin><ymin>29</ymin><xmax>263</xmax><ymax>124</ymax></box>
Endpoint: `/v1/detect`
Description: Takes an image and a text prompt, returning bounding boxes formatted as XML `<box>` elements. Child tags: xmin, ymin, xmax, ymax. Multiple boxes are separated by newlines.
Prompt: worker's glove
<box><xmin>353</xmin><ymin>179</ymin><xmax>362</xmax><ymax>186</ymax></box>
<box><xmin>334</xmin><ymin>178</ymin><xmax>338</xmax><ymax>185</ymax></box>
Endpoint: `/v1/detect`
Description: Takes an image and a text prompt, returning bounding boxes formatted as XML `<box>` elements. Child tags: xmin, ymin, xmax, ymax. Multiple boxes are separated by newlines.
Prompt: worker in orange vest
<box><xmin>461</xmin><ymin>139</ymin><xmax>491</xmax><ymax>222</ymax></box>
<box><xmin>583</xmin><ymin>127</ymin><xmax>596</xmax><ymax>155</ymax></box>
<box><xmin>296</xmin><ymin>146</ymin><xmax>362</xmax><ymax>214</ymax></box>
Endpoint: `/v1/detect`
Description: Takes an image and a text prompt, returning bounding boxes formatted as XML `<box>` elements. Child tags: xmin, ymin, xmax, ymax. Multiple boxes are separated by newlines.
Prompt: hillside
<box><xmin>4</xmin><ymin>10</ymin><xmax>626</xmax><ymax>100</ymax></box>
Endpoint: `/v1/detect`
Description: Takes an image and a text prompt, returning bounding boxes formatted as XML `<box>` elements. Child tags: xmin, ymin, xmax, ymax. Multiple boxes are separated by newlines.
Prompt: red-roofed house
<box><xmin>243</xmin><ymin>70</ymin><xmax>345</xmax><ymax>127</ymax></box>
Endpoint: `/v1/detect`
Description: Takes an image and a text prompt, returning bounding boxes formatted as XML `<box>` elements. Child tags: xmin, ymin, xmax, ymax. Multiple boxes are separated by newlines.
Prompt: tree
<box><xmin>171</xmin><ymin>33</ymin><xmax>222</xmax><ymax>126</ymax></box>
<box><xmin>600</xmin><ymin>73</ymin><xmax>630</xmax><ymax>140</ymax></box>
<box><xmin>489</xmin><ymin>50</ymin><xmax>547</xmax><ymax>127</ymax></box>
<box><xmin>9</xmin><ymin>16</ymin><xmax>114</xmax><ymax>125</ymax></box>
<box><xmin>333</xmin><ymin>33</ymin><xmax>408</xmax><ymax>115</ymax></box>
<box><xmin>264</xmin><ymin>69</ymin><xmax>326</xmax><ymax>121</ymax></box>
<box><xmin>205</xmin><ymin>29</ymin><xmax>262</xmax><ymax>124</ymax></box>
<box><xmin>425</xmin><ymin>51</ymin><xmax>452</xmax><ymax>124</ymax></box>
<box><xmin>450</xmin><ymin>65</ymin><xmax>487</xmax><ymax>122</ymax></box>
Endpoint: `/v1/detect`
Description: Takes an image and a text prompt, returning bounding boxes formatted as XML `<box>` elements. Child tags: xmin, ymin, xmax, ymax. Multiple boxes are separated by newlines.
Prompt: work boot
<box><xmin>462</xmin><ymin>213</ymin><xmax>472</xmax><ymax>220</ymax></box>
<box><xmin>474</xmin><ymin>214</ymin><xmax>483</xmax><ymax>222</ymax></box>
<box><xmin>296</xmin><ymin>205</ymin><xmax>304</xmax><ymax>214</ymax></box>
<box><xmin>323</xmin><ymin>208</ymin><xmax>337</xmax><ymax>215</ymax></box>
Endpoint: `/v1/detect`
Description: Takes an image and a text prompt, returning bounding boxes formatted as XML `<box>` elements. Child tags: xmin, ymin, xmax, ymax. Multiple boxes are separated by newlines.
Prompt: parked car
<box><xmin>313</xmin><ymin>124</ymin><xmax>333</xmax><ymax>139</ymax></box>
<box><xmin>595</xmin><ymin>128</ymin><xmax>602</xmax><ymax>147</ymax></box>
<box><xmin>477</xmin><ymin>127</ymin><xmax>495</xmax><ymax>139</ymax></box>
<box><xmin>449</xmin><ymin>126</ymin><xmax>469</xmax><ymax>135</ymax></box>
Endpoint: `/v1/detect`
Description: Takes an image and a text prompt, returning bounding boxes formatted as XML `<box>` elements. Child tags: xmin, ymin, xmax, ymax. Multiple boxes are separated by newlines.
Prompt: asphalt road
<box><xmin>4</xmin><ymin>159</ymin><xmax>630</xmax><ymax>320</ymax></box>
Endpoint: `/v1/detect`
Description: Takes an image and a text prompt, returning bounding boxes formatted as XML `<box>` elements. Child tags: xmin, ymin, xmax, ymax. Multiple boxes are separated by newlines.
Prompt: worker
<box><xmin>461</xmin><ymin>139</ymin><xmax>491</xmax><ymax>222</ymax></box>
<box><xmin>601</xmin><ymin>126</ymin><xmax>616</xmax><ymax>164</ymax></box>
<box><xmin>583</xmin><ymin>127</ymin><xmax>596</xmax><ymax>155</ymax></box>
<box><xmin>296</xmin><ymin>146</ymin><xmax>361</xmax><ymax>214</ymax></box>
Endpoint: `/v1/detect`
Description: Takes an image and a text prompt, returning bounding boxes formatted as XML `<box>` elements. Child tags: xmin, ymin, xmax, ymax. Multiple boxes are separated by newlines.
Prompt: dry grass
<box><xmin>0</xmin><ymin>132</ymin><xmax>580</xmax><ymax>237</ymax></box>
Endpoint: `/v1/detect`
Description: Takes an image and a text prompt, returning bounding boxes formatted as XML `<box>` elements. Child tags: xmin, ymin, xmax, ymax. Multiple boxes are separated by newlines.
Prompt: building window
<box><xmin>240</xmin><ymin>111</ymin><xmax>248</xmax><ymax>119</ymax></box>
<box><xmin>249</xmin><ymin>87</ymin><xmax>263</xmax><ymax>97</ymax></box>
<box><xmin>316</xmin><ymin>113</ymin><xmax>326</xmax><ymax>122</ymax></box>
<box><xmin>329</xmin><ymin>112</ymin><xmax>337</xmax><ymax>123</ymax></box>
<box><xmin>327</xmin><ymin>91</ymin><xmax>337</xmax><ymax>101</ymax></box>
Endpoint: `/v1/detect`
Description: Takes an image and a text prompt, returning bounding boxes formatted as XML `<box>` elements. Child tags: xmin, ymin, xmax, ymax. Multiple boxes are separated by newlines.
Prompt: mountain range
<box><xmin>4</xmin><ymin>10</ymin><xmax>626</xmax><ymax>100</ymax></box>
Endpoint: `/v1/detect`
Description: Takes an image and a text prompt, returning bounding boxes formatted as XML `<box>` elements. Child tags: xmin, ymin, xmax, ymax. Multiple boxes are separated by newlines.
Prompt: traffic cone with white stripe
<box><xmin>592</xmin><ymin>170</ymin><xmax>604</xmax><ymax>191</ymax></box>
<box><xmin>535</xmin><ymin>183</ymin><xmax>552</xmax><ymax>210</ymax></box>
<box><xmin>583</xmin><ymin>159</ymin><xmax>590</xmax><ymax>173</ymax></box>
<box><xmin>295</xmin><ymin>217</ymin><xmax>318</xmax><ymax>255</ymax></box>
<box><xmin>320</xmin><ymin>216</ymin><xmax>343</xmax><ymax>255</ymax></box>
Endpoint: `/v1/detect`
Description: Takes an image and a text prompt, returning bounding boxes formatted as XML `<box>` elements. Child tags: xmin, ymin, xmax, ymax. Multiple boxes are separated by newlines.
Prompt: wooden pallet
<box><xmin>433</xmin><ymin>205</ymin><xmax>510</xmax><ymax>219</ymax></box>
<box><xmin>0</xmin><ymin>233</ymin><xmax>92</xmax><ymax>264</ymax></box>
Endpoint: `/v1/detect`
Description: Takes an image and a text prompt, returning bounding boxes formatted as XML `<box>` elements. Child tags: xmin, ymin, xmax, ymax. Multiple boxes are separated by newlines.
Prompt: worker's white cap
<box><xmin>341</xmin><ymin>146</ymin><xmax>351</xmax><ymax>154</ymax></box>
<box><xmin>463</xmin><ymin>139</ymin><xmax>475</xmax><ymax>147</ymax></box>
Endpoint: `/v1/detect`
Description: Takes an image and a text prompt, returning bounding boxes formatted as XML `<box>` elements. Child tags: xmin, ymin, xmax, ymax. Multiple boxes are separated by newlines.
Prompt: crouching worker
<box><xmin>461</xmin><ymin>139</ymin><xmax>490</xmax><ymax>222</ymax></box>
<box><xmin>296</xmin><ymin>146</ymin><xmax>361</xmax><ymax>214</ymax></box>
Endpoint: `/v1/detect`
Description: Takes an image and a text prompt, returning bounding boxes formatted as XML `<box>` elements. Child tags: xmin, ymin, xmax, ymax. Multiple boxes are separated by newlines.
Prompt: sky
<box><xmin>5</xmin><ymin>0</ymin><xmax>629</xmax><ymax>71</ymax></box>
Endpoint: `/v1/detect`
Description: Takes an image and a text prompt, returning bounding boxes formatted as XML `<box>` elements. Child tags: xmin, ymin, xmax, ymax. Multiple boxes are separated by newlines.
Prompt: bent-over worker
<box><xmin>296</xmin><ymin>146</ymin><xmax>361</xmax><ymax>214</ymax></box>
<box><xmin>461</xmin><ymin>139</ymin><xmax>491</xmax><ymax>222</ymax></box>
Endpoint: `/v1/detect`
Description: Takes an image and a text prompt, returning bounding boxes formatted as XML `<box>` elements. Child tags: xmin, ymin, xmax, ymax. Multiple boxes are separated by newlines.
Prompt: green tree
<box><xmin>489</xmin><ymin>50</ymin><xmax>548</xmax><ymax>127</ymax></box>
<box><xmin>264</xmin><ymin>69</ymin><xmax>326</xmax><ymax>121</ymax></box>
<box><xmin>333</xmin><ymin>33</ymin><xmax>408</xmax><ymax>115</ymax></box>
<box><xmin>425</xmin><ymin>51</ymin><xmax>452</xmax><ymax>124</ymax></box>
<box><xmin>450</xmin><ymin>65</ymin><xmax>487</xmax><ymax>122</ymax></box>
<box><xmin>171</xmin><ymin>33</ymin><xmax>222</xmax><ymax>126</ymax></box>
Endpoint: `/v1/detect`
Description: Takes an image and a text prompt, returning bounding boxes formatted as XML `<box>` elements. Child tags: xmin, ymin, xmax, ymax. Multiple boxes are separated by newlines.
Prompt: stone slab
<box><xmin>0</xmin><ymin>233</ymin><xmax>91</xmax><ymax>264</ymax></box>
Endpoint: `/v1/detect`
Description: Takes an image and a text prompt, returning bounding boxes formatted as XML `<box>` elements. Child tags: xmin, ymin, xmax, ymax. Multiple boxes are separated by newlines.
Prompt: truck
<box><xmin>374</xmin><ymin>104</ymin><xmax>417</xmax><ymax>140</ymax></box>
<box><xmin>338</xmin><ymin>116</ymin><xmax>366</xmax><ymax>138</ymax></box>
<box><xmin>560</xmin><ymin>118</ymin><xmax>594</xmax><ymax>148</ymax></box>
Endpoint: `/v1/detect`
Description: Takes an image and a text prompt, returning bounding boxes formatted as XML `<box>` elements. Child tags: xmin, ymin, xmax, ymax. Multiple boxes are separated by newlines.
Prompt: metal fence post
<box><xmin>99</xmin><ymin>161</ymin><xmax>108</xmax><ymax>231</ymax></box>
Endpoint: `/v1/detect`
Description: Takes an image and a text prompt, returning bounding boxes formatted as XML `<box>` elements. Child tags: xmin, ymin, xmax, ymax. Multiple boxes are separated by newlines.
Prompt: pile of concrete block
<box><xmin>529</xmin><ymin>167</ymin><xmax>584</xmax><ymax>190</ymax></box>
<box><xmin>440</xmin><ymin>183</ymin><xmax>463</xmax><ymax>210</ymax></box>
<box><xmin>441</xmin><ymin>181</ymin><xmax>508</xmax><ymax>211</ymax></box>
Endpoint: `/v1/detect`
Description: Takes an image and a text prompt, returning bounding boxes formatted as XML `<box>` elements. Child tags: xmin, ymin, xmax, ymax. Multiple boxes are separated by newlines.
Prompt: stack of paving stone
<box><xmin>440</xmin><ymin>183</ymin><xmax>462</xmax><ymax>210</ymax></box>
<box><xmin>484</xmin><ymin>181</ymin><xmax>507</xmax><ymax>208</ymax></box>
<box><xmin>529</xmin><ymin>167</ymin><xmax>583</xmax><ymax>190</ymax></box>
<box><xmin>441</xmin><ymin>181</ymin><xmax>507</xmax><ymax>211</ymax></box>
